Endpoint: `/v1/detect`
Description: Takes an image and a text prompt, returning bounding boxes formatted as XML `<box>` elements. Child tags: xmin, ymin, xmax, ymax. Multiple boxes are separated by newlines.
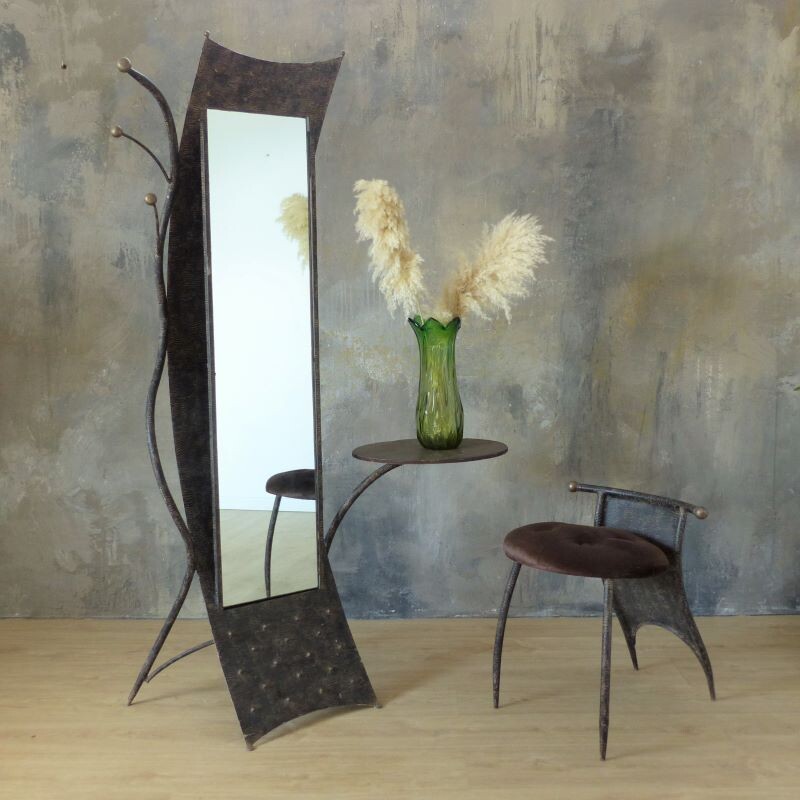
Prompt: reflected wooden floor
<box><xmin>0</xmin><ymin>617</ymin><xmax>799</xmax><ymax>798</ymax></box>
<box><xmin>219</xmin><ymin>509</ymin><xmax>317</xmax><ymax>605</ymax></box>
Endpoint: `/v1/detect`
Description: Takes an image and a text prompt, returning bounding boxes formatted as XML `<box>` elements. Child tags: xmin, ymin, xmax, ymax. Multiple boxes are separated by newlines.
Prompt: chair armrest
<box><xmin>567</xmin><ymin>481</ymin><xmax>708</xmax><ymax>520</ymax></box>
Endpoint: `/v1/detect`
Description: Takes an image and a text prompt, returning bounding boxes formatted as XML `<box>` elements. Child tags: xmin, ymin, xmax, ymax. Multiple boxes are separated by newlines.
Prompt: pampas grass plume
<box><xmin>353</xmin><ymin>179</ymin><xmax>426</xmax><ymax>317</ymax></box>
<box><xmin>353</xmin><ymin>179</ymin><xmax>552</xmax><ymax>322</ymax></box>
<box><xmin>438</xmin><ymin>213</ymin><xmax>552</xmax><ymax>322</ymax></box>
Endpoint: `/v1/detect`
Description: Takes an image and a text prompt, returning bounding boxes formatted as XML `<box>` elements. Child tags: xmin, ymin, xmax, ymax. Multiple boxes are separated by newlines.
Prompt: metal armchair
<box><xmin>493</xmin><ymin>481</ymin><xmax>715</xmax><ymax>759</ymax></box>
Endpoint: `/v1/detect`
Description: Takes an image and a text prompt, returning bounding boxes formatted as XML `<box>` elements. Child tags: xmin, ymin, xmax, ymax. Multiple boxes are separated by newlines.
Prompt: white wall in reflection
<box><xmin>207</xmin><ymin>110</ymin><xmax>314</xmax><ymax>513</ymax></box>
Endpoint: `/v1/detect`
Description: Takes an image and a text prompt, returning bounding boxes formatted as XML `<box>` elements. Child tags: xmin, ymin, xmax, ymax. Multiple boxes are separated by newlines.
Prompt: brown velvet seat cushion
<box><xmin>265</xmin><ymin>469</ymin><xmax>316</xmax><ymax>500</ymax></box>
<box><xmin>503</xmin><ymin>522</ymin><xmax>670</xmax><ymax>579</ymax></box>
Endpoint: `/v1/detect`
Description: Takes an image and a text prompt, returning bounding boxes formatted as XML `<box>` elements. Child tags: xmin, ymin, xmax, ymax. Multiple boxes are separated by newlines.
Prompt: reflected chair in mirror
<box><xmin>492</xmin><ymin>481</ymin><xmax>715</xmax><ymax>760</ymax></box>
<box><xmin>264</xmin><ymin>468</ymin><xmax>315</xmax><ymax>596</ymax></box>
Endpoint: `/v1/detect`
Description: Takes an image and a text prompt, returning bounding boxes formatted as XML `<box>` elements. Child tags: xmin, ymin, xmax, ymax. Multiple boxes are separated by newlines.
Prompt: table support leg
<box><xmin>324</xmin><ymin>463</ymin><xmax>401</xmax><ymax>552</ymax></box>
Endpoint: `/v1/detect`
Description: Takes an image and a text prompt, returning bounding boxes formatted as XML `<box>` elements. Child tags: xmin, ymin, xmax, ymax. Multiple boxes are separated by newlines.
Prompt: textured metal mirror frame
<box><xmin>114</xmin><ymin>35</ymin><xmax>376</xmax><ymax>749</ymax></box>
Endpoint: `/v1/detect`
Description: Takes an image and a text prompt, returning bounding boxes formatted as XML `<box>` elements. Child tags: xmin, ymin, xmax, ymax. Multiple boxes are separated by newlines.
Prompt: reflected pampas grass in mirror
<box><xmin>277</xmin><ymin>193</ymin><xmax>309</xmax><ymax>266</ymax></box>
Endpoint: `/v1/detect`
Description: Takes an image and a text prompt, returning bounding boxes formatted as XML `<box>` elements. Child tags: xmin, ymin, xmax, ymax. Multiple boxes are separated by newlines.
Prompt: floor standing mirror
<box><xmin>116</xmin><ymin>36</ymin><xmax>376</xmax><ymax>749</ymax></box>
<box><xmin>205</xmin><ymin>107</ymin><xmax>319</xmax><ymax>607</ymax></box>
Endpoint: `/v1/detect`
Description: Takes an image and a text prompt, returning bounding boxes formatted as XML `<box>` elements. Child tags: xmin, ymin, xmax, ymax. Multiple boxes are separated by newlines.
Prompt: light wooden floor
<box><xmin>0</xmin><ymin>617</ymin><xmax>798</xmax><ymax>799</ymax></box>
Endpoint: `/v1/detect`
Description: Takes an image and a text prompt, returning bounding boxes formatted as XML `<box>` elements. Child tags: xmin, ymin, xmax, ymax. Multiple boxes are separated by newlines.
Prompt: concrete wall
<box><xmin>1</xmin><ymin>0</ymin><xmax>799</xmax><ymax>618</ymax></box>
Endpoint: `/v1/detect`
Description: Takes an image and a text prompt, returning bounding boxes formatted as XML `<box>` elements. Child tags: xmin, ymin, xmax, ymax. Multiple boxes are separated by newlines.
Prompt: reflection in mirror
<box><xmin>206</xmin><ymin>109</ymin><xmax>318</xmax><ymax>607</ymax></box>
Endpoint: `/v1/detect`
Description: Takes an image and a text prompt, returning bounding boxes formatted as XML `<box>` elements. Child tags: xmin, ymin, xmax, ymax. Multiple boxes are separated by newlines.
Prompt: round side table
<box><xmin>324</xmin><ymin>438</ymin><xmax>508</xmax><ymax>551</ymax></box>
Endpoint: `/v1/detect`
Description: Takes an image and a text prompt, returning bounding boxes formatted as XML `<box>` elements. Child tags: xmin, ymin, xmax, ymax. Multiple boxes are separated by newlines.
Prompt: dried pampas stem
<box><xmin>353</xmin><ymin>179</ymin><xmax>426</xmax><ymax>317</ymax></box>
<box><xmin>437</xmin><ymin>213</ymin><xmax>552</xmax><ymax>322</ymax></box>
<box><xmin>277</xmin><ymin>193</ymin><xmax>310</xmax><ymax>266</ymax></box>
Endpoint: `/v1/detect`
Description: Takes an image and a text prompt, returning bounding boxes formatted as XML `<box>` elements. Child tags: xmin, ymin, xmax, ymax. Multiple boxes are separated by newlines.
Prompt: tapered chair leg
<box><xmin>493</xmin><ymin>562</ymin><xmax>521</xmax><ymax>709</ymax></box>
<box><xmin>263</xmin><ymin>494</ymin><xmax>282</xmax><ymax>597</ymax></box>
<box><xmin>599</xmin><ymin>579</ymin><xmax>614</xmax><ymax>760</ymax></box>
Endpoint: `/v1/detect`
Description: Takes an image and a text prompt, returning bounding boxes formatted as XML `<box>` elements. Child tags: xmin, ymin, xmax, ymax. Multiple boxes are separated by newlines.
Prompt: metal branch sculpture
<box><xmin>111</xmin><ymin>57</ymin><xmax>213</xmax><ymax>706</ymax></box>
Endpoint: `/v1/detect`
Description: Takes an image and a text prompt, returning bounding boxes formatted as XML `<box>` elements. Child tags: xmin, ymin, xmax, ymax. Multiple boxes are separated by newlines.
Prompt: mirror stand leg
<box><xmin>128</xmin><ymin>562</ymin><xmax>196</xmax><ymax>705</ymax></box>
<box><xmin>145</xmin><ymin>638</ymin><xmax>215</xmax><ymax>683</ymax></box>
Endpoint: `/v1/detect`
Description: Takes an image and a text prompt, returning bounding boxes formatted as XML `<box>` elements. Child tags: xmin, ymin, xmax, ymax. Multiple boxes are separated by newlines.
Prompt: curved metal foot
<box><xmin>599</xmin><ymin>580</ymin><xmax>614</xmax><ymax>760</ymax></box>
<box><xmin>678</xmin><ymin>624</ymin><xmax>716</xmax><ymax>701</ymax></box>
<box><xmin>694</xmin><ymin>643</ymin><xmax>716</xmax><ymax>701</ymax></box>
<box><xmin>127</xmin><ymin>564</ymin><xmax>195</xmax><ymax>705</ymax></box>
<box><xmin>264</xmin><ymin>494</ymin><xmax>282</xmax><ymax>597</ymax></box>
<box><xmin>493</xmin><ymin>562</ymin><xmax>521</xmax><ymax>709</ymax></box>
<box><xmin>324</xmin><ymin>463</ymin><xmax>400</xmax><ymax>552</ymax></box>
<box><xmin>146</xmin><ymin>639</ymin><xmax>215</xmax><ymax>683</ymax></box>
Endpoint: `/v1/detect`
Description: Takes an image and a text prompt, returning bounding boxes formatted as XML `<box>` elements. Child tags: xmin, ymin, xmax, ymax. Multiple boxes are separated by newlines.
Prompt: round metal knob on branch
<box><xmin>144</xmin><ymin>193</ymin><xmax>157</xmax><ymax>206</ymax></box>
<box><xmin>117</xmin><ymin>57</ymin><xmax>132</xmax><ymax>73</ymax></box>
<box><xmin>568</xmin><ymin>481</ymin><xmax>578</xmax><ymax>492</ymax></box>
<box><xmin>694</xmin><ymin>507</ymin><xmax>709</xmax><ymax>520</ymax></box>
<box><xmin>110</xmin><ymin>125</ymin><xmax>123</xmax><ymax>138</ymax></box>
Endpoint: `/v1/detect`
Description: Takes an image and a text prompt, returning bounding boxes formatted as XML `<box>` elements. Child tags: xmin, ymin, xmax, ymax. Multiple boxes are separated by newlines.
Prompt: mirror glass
<box><xmin>205</xmin><ymin>109</ymin><xmax>318</xmax><ymax>607</ymax></box>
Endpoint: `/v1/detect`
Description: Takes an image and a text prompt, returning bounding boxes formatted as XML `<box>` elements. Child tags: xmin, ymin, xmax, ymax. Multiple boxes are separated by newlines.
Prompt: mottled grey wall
<box><xmin>1</xmin><ymin>0</ymin><xmax>799</xmax><ymax>618</ymax></box>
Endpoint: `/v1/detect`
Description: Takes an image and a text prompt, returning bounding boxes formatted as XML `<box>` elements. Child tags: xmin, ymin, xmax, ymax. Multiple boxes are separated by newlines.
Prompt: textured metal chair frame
<box><xmin>493</xmin><ymin>481</ymin><xmax>715</xmax><ymax>759</ymax></box>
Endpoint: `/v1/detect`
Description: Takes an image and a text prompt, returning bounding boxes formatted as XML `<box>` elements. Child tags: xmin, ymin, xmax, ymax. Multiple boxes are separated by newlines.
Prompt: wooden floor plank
<box><xmin>0</xmin><ymin>617</ymin><xmax>798</xmax><ymax>799</ymax></box>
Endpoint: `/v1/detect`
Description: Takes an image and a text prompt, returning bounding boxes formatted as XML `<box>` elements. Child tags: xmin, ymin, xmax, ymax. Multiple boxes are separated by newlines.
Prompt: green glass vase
<box><xmin>409</xmin><ymin>316</ymin><xmax>464</xmax><ymax>450</ymax></box>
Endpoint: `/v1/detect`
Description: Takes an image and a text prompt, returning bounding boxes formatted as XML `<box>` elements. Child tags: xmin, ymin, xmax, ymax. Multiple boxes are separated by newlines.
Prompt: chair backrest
<box><xmin>569</xmin><ymin>482</ymin><xmax>707</xmax><ymax>554</ymax></box>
